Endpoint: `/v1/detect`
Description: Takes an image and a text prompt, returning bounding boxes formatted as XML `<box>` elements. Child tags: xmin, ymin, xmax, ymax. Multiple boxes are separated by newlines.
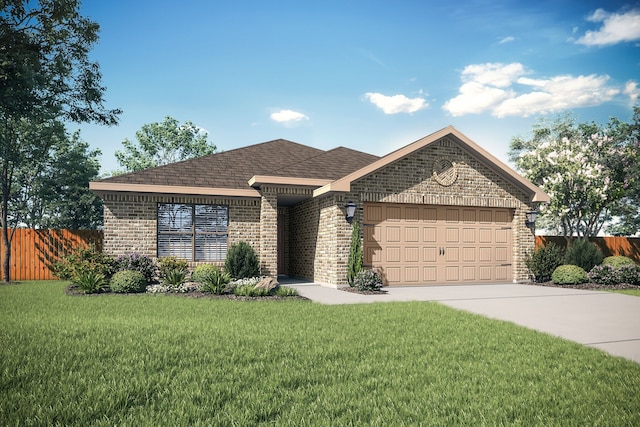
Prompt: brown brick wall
<box><xmin>101</xmin><ymin>193</ymin><xmax>261</xmax><ymax>266</ymax></box>
<box><xmin>333</xmin><ymin>137</ymin><xmax>535</xmax><ymax>285</ymax></box>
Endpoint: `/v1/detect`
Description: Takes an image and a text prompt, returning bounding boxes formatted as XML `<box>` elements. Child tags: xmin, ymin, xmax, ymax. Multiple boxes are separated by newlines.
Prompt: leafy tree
<box><xmin>1</xmin><ymin>0</ymin><xmax>120</xmax><ymax>282</ymax></box>
<box><xmin>115</xmin><ymin>116</ymin><xmax>217</xmax><ymax>173</ymax></box>
<box><xmin>509</xmin><ymin>112</ymin><xmax>633</xmax><ymax>239</ymax></box>
<box><xmin>602</xmin><ymin>106</ymin><xmax>640</xmax><ymax>236</ymax></box>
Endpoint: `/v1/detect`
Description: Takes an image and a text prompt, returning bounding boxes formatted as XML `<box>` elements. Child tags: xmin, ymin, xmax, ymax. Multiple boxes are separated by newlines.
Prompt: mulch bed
<box><xmin>65</xmin><ymin>285</ymin><xmax>309</xmax><ymax>301</ymax></box>
<box><xmin>340</xmin><ymin>286</ymin><xmax>387</xmax><ymax>295</ymax></box>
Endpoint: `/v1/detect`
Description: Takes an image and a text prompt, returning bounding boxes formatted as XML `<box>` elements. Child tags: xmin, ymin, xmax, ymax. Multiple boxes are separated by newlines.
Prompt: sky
<box><xmin>75</xmin><ymin>0</ymin><xmax>640</xmax><ymax>174</ymax></box>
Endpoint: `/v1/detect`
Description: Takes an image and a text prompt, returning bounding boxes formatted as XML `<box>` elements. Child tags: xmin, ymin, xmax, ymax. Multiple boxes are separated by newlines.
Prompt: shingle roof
<box><xmin>99</xmin><ymin>139</ymin><xmax>328</xmax><ymax>189</ymax></box>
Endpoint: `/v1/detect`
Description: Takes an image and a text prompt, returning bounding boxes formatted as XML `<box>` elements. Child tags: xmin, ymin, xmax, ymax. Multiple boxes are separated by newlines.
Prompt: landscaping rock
<box><xmin>254</xmin><ymin>277</ymin><xmax>279</xmax><ymax>291</ymax></box>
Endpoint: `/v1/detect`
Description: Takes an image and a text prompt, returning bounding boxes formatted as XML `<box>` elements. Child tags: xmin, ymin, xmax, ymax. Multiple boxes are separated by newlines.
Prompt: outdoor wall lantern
<box><xmin>525</xmin><ymin>210</ymin><xmax>539</xmax><ymax>228</ymax></box>
<box><xmin>345</xmin><ymin>201</ymin><xmax>357</xmax><ymax>224</ymax></box>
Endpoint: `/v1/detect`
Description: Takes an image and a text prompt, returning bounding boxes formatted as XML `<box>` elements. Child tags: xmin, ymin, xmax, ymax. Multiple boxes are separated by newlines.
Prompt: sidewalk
<box><xmin>286</xmin><ymin>282</ymin><xmax>640</xmax><ymax>364</ymax></box>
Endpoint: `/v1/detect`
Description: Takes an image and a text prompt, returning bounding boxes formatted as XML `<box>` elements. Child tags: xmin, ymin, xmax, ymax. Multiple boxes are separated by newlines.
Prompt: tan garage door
<box><xmin>363</xmin><ymin>203</ymin><xmax>513</xmax><ymax>286</ymax></box>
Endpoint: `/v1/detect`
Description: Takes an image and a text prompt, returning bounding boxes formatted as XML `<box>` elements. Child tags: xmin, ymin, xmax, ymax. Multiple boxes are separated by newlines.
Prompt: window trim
<box><xmin>157</xmin><ymin>203</ymin><xmax>229</xmax><ymax>261</ymax></box>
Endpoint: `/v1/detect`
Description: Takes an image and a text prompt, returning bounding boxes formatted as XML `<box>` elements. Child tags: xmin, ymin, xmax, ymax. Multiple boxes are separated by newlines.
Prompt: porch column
<box><xmin>259</xmin><ymin>187</ymin><xmax>278</xmax><ymax>277</ymax></box>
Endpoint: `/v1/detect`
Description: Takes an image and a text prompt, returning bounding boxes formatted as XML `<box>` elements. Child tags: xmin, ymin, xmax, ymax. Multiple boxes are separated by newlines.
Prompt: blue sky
<box><xmin>76</xmin><ymin>0</ymin><xmax>640</xmax><ymax>173</ymax></box>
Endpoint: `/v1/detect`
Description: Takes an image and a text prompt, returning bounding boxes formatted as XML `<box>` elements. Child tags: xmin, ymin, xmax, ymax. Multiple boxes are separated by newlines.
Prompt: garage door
<box><xmin>363</xmin><ymin>203</ymin><xmax>513</xmax><ymax>286</ymax></box>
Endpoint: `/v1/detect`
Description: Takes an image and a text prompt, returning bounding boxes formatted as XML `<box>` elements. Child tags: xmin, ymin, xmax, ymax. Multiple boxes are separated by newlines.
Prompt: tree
<box><xmin>602</xmin><ymin>106</ymin><xmax>640</xmax><ymax>236</ymax></box>
<box><xmin>509</xmin><ymin>112</ymin><xmax>637</xmax><ymax>239</ymax></box>
<box><xmin>1</xmin><ymin>0</ymin><xmax>120</xmax><ymax>282</ymax></box>
<box><xmin>15</xmin><ymin>125</ymin><xmax>103</xmax><ymax>229</ymax></box>
<box><xmin>115</xmin><ymin>116</ymin><xmax>217</xmax><ymax>173</ymax></box>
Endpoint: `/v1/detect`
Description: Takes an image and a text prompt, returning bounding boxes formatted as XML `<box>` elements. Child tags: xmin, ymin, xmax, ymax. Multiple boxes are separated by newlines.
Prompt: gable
<box><xmin>314</xmin><ymin>126</ymin><xmax>550</xmax><ymax>203</ymax></box>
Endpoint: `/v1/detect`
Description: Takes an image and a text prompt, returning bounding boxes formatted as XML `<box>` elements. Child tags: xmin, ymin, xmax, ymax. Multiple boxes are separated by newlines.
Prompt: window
<box><xmin>157</xmin><ymin>203</ymin><xmax>228</xmax><ymax>261</ymax></box>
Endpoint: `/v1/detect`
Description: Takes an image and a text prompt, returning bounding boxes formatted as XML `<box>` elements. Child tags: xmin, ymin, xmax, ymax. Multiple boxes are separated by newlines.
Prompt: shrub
<box><xmin>191</xmin><ymin>264</ymin><xmax>220</xmax><ymax>283</ymax></box>
<box><xmin>199</xmin><ymin>266</ymin><xmax>232</xmax><ymax>294</ymax></box>
<box><xmin>233</xmin><ymin>284</ymin><xmax>270</xmax><ymax>297</ymax></box>
<box><xmin>353</xmin><ymin>269</ymin><xmax>383</xmax><ymax>292</ymax></box>
<box><xmin>587</xmin><ymin>264</ymin><xmax>618</xmax><ymax>285</ymax></box>
<box><xmin>602</xmin><ymin>256</ymin><xmax>636</xmax><ymax>268</ymax></box>
<box><xmin>225</xmin><ymin>241</ymin><xmax>260</xmax><ymax>279</ymax></box>
<box><xmin>526</xmin><ymin>243</ymin><xmax>565</xmax><ymax>283</ymax></box>
<box><xmin>52</xmin><ymin>245</ymin><xmax>115</xmax><ymax>281</ymax></box>
<box><xmin>158</xmin><ymin>257</ymin><xmax>189</xmax><ymax>281</ymax></box>
<box><xmin>551</xmin><ymin>265</ymin><xmax>587</xmax><ymax>285</ymax></box>
<box><xmin>162</xmin><ymin>268</ymin><xmax>187</xmax><ymax>288</ymax></box>
<box><xmin>72</xmin><ymin>270</ymin><xmax>107</xmax><ymax>294</ymax></box>
<box><xmin>114</xmin><ymin>253</ymin><xmax>156</xmax><ymax>284</ymax></box>
<box><xmin>347</xmin><ymin>221</ymin><xmax>363</xmax><ymax>287</ymax></box>
<box><xmin>564</xmin><ymin>239</ymin><xmax>603</xmax><ymax>272</ymax></box>
<box><xmin>588</xmin><ymin>263</ymin><xmax>640</xmax><ymax>286</ymax></box>
<box><xmin>275</xmin><ymin>286</ymin><xmax>298</xmax><ymax>297</ymax></box>
<box><xmin>110</xmin><ymin>270</ymin><xmax>147</xmax><ymax>293</ymax></box>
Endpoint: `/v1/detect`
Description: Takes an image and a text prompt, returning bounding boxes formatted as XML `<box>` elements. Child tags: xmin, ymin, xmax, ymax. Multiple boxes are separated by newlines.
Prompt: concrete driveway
<box><xmin>286</xmin><ymin>282</ymin><xmax>640</xmax><ymax>364</ymax></box>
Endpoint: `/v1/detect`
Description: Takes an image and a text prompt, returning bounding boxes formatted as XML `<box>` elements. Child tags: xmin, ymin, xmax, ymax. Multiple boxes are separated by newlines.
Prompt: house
<box><xmin>90</xmin><ymin>126</ymin><xmax>550</xmax><ymax>287</ymax></box>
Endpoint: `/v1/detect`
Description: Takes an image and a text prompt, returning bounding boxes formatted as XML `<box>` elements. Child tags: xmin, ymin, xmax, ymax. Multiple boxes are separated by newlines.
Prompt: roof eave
<box><xmin>89</xmin><ymin>182</ymin><xmax>261</xmax><ymax>198</ymax></box>
<box><xmin>248</xmin><ymin>175</ymin><xmax>332</xmax><ymax>188</ymax></box>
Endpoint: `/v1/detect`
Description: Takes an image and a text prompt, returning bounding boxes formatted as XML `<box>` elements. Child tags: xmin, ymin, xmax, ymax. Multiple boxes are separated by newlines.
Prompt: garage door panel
<box><xmin>364</xmin><ymin>203</ymin><xmax>513</xmax><ymax>286</ymax></box>
<box><xmin>405</xmin><ymin>226</ymin><xmax>419</xmax><ymax>242</ymax></box>
<box><xmin>424</xmin><ymin>247</ymin><xmax>437</xmax><ymax>262</ymax></box>
<box><xmin>462</xmin><ymin>247</ymin><xmax>475</xmax><ymax>262</ymax></box>
<box><xmin>386</xmin><ymin>247</ymin><xmax>401</xmax><ymax>262</ymax></box>
<box><xmin>423</xmin><ymin>266</ymin><xmax>437</xmax><ymax>282</ymax></box>
<box><xmin>423</xmin><ymin>227</ymin><xmax>437</xmax><ymax>242</ymax></box>
<box><xmin>405</xmin><ymin>207</ymin><xmax>419</xmax><ymax>221</ymax></box>
<box><xmin>463</xmin><ymin>266</ymin><xmax>476</xmax><ymax>281</ymax></box>
<box><xmin>445</xmin><ymin>266</ymin><xmax>459</xmax><ymax>281</ymax></box>
<box><xmin>405</xmin><ymin>267</ymin><xmax>420</xmax><ymax>283</ymax></box>
<box><xmin>446</xmin><ymin>228</ymin><xmax>459</xmax><ymax>243</ymax></box>
<box><xmin>445</xmin><ymin>247</ymin><xmax>459</xmax><ymax>262</ymax></box>
<box><xmin>405</xmin><ymin>247</ymin><xmax>419</xmax><ymax>263</ymax></box>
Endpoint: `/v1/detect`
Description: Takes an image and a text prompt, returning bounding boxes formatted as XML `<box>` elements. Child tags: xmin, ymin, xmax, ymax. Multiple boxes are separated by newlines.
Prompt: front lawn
<box><xmin>1</xmin><ymin>281</ymin><xmax>639</xmax><ymax>425</ymax></box>
<box><xmin>608</xmin><ymin>288</ymin><xmax>640</xmax><ymax>296</ymax></box>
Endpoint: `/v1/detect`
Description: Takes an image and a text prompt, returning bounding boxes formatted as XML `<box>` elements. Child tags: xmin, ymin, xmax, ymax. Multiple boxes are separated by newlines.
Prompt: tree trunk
<box><xmin>2</xmin><ymin>224</ymin><xmax>10</xmax><ymax>283</ymax></box>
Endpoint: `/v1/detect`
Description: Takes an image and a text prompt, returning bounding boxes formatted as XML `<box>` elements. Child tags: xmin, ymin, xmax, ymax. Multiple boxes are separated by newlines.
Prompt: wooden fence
<box><xmin>536</xmin><ymin>236</ymin><xmax>640</xmax><ymax>264</ymax></box>
<box><xmin>0</xmin><ymin>229</ymin><xmax>103</xmax><ymax>281</ymax></box>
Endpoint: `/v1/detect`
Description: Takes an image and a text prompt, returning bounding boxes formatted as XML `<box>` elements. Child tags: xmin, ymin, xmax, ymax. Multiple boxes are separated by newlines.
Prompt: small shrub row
<box><xmin>588</xmin><ymin>263</ymin><xmax>640</xmax><ymax>286</ymax></box>
<box><xmin>529</xmin><ymin>240</ymin><xmax>639</xmax><ymax>286</ymax></box>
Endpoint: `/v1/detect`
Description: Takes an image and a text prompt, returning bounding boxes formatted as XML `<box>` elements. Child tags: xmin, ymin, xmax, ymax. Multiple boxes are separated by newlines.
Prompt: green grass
<box><xmin>608</xmin><ymin>288</ymin><xmax>640</xmax><ymax>296</ymax></box>
<box><xmin>2</xmin><ymin>281</ymin><xmax>639</xmax><ymax>426</ymax></box>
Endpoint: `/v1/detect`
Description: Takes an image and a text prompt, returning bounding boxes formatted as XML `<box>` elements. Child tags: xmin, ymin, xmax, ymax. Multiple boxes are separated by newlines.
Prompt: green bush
<box><xmin>564</xmin><ymin>239</ymin><xmax>603</xmax><ymax>272</ymax></box>
<box><xmin>158</xmin><ymin>257</ymin><xmax>189</xmax><ymax>281</ymax></box>
<box><xmin>275</xmin><ymin>286</ymin><xmax>298</xmax><ymax>297</ymax></box>
<box><xmin>353</xmin><ymin>269</ymin><xmax>383</xmax><ymax>291</ymax></box>
<box><xmin>191</xmin><ymin>264</ymin><xmax>220</xmax><ymax>283</ymax></box>
<box><xmin>602</xmin><ymin>256</ymin><xmax>636</xmax><ymax>268</ymax></box>
<box><xmin>114</xmin><ymin>253</ymin><xmax>157</xmax><ymax>284</ymax></box>
<box><xmin>72</xmin><ymin>270</ymin><xmax>107</xmax><ymax>294</ymax></box>
<box><xmin>52</xmin><ymin>245</ymin><xmax>115</xmax><ymax>281</ymax></box>
<box><xmin>199</xmin><ymin>266</ymin><xmax>231</xmax><ymax>294</ymax></box>
<box><xmin>551</xmin><ymin>265</ymin><xmax>587</xmax><ymax>285</ymax></box>
<box><xmin>526</xmin><ymin>243</ymin><xmax>565</xmax><ymax>283</ymax></box>
<box><xmin>162</xmin><ymin>269</ymin><xmax>187</xmax><ymax>288</ymax></box>
<box><xmin>233</xmin><ymin>284</ymin><xmax>270</xmax><ymax>297</ymax></box>
<box><xmin>225</xmin><ymin>241</ymin><xmax>259</xmax><ymax>279</ymax></box>
<box><xmin>109</xmin><ymin>270</ymin><xmax>148</xmax><ymax>293</ymax></box>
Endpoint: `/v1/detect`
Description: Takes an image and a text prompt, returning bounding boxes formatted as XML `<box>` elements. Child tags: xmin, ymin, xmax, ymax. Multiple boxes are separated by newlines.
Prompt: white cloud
<box><xmin>575</xmin><ymin>8</ymin><xmax>640</xmax><ymax>46</ymax></box>
<box><xmin>498</xmin><ymin>36</ymin><xmax>515</xmax><ymax>44</ymax></box>
<box><xmin>624</xmin><ymin>80</ymin><xmax>640</xmax><ymax>103</ymax></box>
<box><xmin>270</xmin><ymin>109</ymin><xmax>309</xmax><ymax>123</ymax></box>
<box><xmin>364</xmin><ymin>92</ymin><xmax>429</xmax><ymax>114</ymax></box>
<box><xmin>460</xmin><ymin>62</ymin><xmax>527</xmax><ymax>88</ymax></box>
<box><xmin>443</xmin><ymin>62</ymin><xmax>626</xmax><ymax>118</ymax></box>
